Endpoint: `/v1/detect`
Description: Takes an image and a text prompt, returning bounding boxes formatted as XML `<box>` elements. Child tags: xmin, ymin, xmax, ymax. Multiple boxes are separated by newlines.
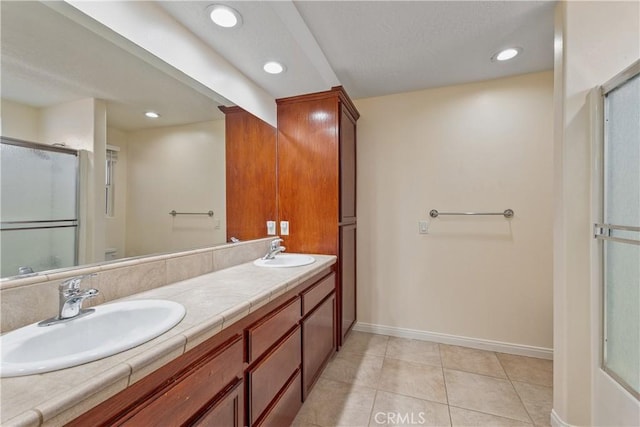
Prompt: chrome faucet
<box><xmin>39</xmin><ymin>274</ymin><xmax>99</xmax><ymax>326</ymax></box>
<box><xmin>263</xmin><ymin>238</ymin><xmax>286</xmax><ymax>260</ymax></box>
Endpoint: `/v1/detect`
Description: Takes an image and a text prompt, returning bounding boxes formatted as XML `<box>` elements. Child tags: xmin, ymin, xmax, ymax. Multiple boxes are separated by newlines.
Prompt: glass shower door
<box><xmin>0</xmin><ymin>139</ymin><xmax>79</xmax><ymax>277</ymax></box>
<box><xmin>596</xmin><ymin>72</ymin><xmax>640</xmax><ymax>399</ymax></box>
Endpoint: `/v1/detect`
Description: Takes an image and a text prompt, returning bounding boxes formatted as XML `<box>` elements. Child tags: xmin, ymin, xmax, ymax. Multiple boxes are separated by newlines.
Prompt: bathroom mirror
<box><xmin>0</xmin><ymin>2</ymin><xmax>272</xmax><ymax>278</ymax></box>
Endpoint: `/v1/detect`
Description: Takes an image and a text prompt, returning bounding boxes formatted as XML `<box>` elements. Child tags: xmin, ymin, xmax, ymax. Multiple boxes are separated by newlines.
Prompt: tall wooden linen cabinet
<box><xmin>276</xmin><ymin>86</ymin><xmax>359</xmax><ymax>346</ymax></box>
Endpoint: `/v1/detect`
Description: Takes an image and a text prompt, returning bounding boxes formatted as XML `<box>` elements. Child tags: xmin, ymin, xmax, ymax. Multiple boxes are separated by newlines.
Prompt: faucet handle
<box><xmin>60</xmin><ymin>274</ymin><xmax>97</xmax><ymax>292</ymax></box>
<box><xmin>270</xmin><ymin>238</ymin><xmax>284</xmax><ymax>249</ymax></box>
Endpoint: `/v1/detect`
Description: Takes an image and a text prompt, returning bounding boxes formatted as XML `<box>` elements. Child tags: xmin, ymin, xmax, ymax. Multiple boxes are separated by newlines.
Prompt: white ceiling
<box><xmin>0</xmin><ymin>1</ymin><xmax>229</xmax><ymax>132</ymax></box>
<box><xmin>1</xmin><ymin>1</ymin><xmax>556</xmax><ymax>132</ymax></box>
<box><xmin>159</xmin><ymin>0</ymin><xmax>556</xmax><ymax>100</ymax></box>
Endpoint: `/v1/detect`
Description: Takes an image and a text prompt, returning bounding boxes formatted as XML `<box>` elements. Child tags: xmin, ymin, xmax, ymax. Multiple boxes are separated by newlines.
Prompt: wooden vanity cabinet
<box><xmin>277</xmin><ymin>86</ymin><xmax>359</xmax><ymax>347</ymax></box>
<box><xmin>67</xmin><ymin>268</ymin><xmax>336</xmax><ymax>427</ymax></box>
<box><xmin>66</xmin><ymin>334</ymin><xmax>245</xmax><ymax>427</ymax></box>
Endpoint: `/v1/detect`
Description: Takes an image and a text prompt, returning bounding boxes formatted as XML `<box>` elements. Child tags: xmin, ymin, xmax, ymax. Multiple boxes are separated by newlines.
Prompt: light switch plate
<box><xmin>280</xmin><ymin>221</ymin><xmax>289</xmax><ymax>235</ymax></box>
<box><xmin>419</xmin><ymin>220</ymin><xmax>429</xmax><ymax>234</ymax></box>
<box><xmin>266</xmin><ymin>221</ymin><xmax>276</xmax><ymax>235</ymax></box>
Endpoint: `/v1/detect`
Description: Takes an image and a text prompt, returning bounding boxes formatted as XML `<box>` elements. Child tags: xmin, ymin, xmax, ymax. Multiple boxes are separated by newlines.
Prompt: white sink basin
<box><xmin>0</xmin><ymin>299</ymin><xmax>185</xmax><ymax>377</ymax></box>
<box><xmin>253</xmin><ymin>254</ymin><xmax>315</xmax><ymax>268</ymax></box>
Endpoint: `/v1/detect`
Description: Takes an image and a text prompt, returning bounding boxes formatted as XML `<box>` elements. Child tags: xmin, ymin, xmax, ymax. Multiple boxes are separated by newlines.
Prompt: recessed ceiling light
<box><xmin>145</xmin><ymin>111</ymin><xmax>160</xmax><ymax>119</ymax></box>
<box><xmin>208</xmin><ymin>4</ymin><xmax>242</xmax><ymax>28</ymax></box>
<box><xmin>492</xmin><ymin>47</ymin><xmax>522</xmax><ymax>62</ymax></box>
<box><xmin>263</xmin><ymin>61</ymin><xmax>285</xmax><ymax>74</ymax></box>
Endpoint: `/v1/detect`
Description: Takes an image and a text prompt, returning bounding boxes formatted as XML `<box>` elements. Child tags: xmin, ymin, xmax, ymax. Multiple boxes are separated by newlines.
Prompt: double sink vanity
<box><xmin>0</xmin><ymin>242</ymin><xmax>338</xmax><ymax>427</ymax></box>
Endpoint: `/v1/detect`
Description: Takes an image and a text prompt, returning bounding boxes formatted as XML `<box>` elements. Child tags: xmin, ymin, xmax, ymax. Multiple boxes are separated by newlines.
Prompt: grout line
<box><xmin>367</xmin><ymin>389</ymin><xmax>379</xmax><ymax>427</ymax></box>
<box><xmin>448</xmin><ymin>404</ymin><xmax>534</xmax><ymax>425</ymax></box>
<box><xmin>438</xmin><ymin>344</ymin><xmax>454</xmax><ymax>427</ymax></box>
<box><xmin>496</xmin><ymin>350</ymin><xmax>536</xmax><ymax>426</ymax></box>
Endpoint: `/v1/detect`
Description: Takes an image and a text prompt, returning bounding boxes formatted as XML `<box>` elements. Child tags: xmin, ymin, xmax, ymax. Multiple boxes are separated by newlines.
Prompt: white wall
<box><xmin>0</xmin><ymin>99</ymin><xmax>40</xmax><ymax>142</ymax></box>
<box><xmin>355</xmin><ymin>71</ymin><xmax>554</xmax><ymax>352</ymax></box>
<box><xmin>125</xmin><ymin>120</ymin><xmax>226</xmax><ymax>257</ymax></box>
<box><xmin>553</xmin><ymin>2</ymin><xmax>640</xmax><ymax>426</ymax></box>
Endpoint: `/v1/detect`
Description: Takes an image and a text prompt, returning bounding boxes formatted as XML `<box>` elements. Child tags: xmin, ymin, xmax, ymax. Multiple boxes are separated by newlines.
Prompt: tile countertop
<box><xmin>1</xmin><ymin>254</ymin><xmax>337</xmax><ymax>427</ymax></box>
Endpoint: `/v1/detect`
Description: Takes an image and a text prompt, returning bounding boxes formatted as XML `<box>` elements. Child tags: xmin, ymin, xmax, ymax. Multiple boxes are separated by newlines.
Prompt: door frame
<box><xmin>589</xmin><ymin>60</ymin><xmax>640</xmax><ymax>426</ymax></box>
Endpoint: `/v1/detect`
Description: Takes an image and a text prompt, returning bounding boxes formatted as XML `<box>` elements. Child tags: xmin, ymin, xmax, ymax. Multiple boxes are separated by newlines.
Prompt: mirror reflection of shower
<box><xmin>0</xmin><ymin>137</ymin><xmax>79</xmax><ymax>278</ymax></box>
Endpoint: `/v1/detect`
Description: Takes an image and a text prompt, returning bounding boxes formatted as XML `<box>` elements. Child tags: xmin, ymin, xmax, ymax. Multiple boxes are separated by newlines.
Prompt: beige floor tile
<box><xmin>385</xmin><ymin>337</ymin><xmax>442</xmax><ymax>367</ymax></box>
<box><xmin>292</xmin><ymin>378</ymin><xmax>376</xmax><ymax>427</ymax></box>
<box><xmin>512</xmin><ymin>381</ymin><xmax>553</xmax><ymax>426</ymax></box>
<box><xmin>496</xmin><ymin>354</ymin><xmax>553</xmax><ymax>387</ymax></box>
<box><xmin>342</xmin><ymin>331</ymin><xmax>390</xmax><ymax>356</ymax></box>
<box><xmin>369</xmin><ymin>390</ymin><xmax>451</xmax><ymax>427</ymax></box>
<box><xmin>440</xmin><ymin>345</ymin><xmax>506</xmax><ymax>379</ymax></box>
<box><xmin>322</xmin><ymin>352</ymin><xmax>385</xmax><ymax>388</ymax></box>
<box><xmin>444</xmin><ymin>369</ymin><xmax>530</xmax><ymax>422</ymax></box>
<box><xmin>449</xmin><ymin>407</ymin><xmax>533</xmax><ymax>426</ymax></box>
<box><xmin>378</xmin><ymin>358</ymin><xmax>447</xmax><ymax>404</ymax></box>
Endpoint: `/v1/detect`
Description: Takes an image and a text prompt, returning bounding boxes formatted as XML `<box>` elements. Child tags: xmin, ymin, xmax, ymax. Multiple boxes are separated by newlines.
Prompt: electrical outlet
<box><xmin>419</xmin><ymin>220</ymin><xmax>429</xmax><ymax>234</ymax></box>
<box><xmin>280</xmin><ymin>221</ymin><xmax>289</xmax><ymax>235</ymax></box>
<box><xmin>266</xmin><ymin>221</ymin><xmax>276</xmax><ymax>235</ymax></box>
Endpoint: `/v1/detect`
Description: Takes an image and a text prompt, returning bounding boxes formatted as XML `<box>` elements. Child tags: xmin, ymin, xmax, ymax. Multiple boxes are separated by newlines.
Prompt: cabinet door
<box><xmin>340</xmin><ymin>106</ymin><xmax>357</xmax><ymax>222</ymax></box>
<box><xmin>277</xmin><ymin>97</ymin><xmax>340</xmax><ymax>254</ymax></box>
<box><xmin>191</xmin><ymin>380</ymin><xmax>243</xmax><ymax>427</ymax></box>
<box><xmin>340</xmin><ymin>224</ymin><xmax>356</xmax><ymax>343</ymax></box>
<box><xmin>302</xmin><ymin>292</ymin><xmax>336</xmax><ymax>399</ymax></box>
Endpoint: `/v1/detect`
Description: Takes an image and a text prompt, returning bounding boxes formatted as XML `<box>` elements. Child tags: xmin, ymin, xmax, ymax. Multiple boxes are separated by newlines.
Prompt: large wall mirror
<box><xmin>0</xmin><ymin>1</ymin><xmax>274</xmax><ymax>279</ymax></box>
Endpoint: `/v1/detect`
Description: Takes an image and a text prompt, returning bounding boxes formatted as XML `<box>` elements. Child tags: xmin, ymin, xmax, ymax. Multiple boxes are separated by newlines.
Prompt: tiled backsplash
<box><xmin>0</xmin><ymin>238</ymin><xmax>273</xmax><ymax>333</ymax></box>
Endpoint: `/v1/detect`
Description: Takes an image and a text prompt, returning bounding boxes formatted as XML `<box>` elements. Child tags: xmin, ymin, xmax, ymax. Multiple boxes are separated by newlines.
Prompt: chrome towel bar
<box><xmin>169</xmin><ymin>210</ymin><xmax>214</xmax><ymax>217</ymax></box>
<box><xmin>429</xmin><ymin>209</ymin><xmax>514</xmax><ymax>218</ymax></box>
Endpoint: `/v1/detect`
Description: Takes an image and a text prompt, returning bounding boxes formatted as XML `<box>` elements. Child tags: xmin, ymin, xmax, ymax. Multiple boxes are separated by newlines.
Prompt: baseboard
<box><xmin>353</xmin><ymin>322</ymin><xmax>553</xmax><ymax>360</ymax></box>
<box><xmin>550</xmin><ymin>409</ymin><xmax>571</xmax><ymax>427</ymax></box>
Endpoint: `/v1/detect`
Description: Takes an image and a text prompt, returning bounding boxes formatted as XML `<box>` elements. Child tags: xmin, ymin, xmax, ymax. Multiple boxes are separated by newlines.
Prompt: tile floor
<box><xmin>292</xmin><ymin>332</ymin><xmax>553</xmax><ymax>427</ymax></box>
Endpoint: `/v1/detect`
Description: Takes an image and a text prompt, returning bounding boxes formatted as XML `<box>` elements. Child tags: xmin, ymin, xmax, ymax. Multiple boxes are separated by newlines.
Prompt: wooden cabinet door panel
<box><xmin>277</xmin><ymin>97</ymin><xmax>340</xmax><ymax>255</ymax></box>
<box><xmin>340</xmin><ymin>106</ymin><xmax>356</xmax><ymax>221</ymax></box>
<box><xmin>302</xmin><ymin>293</ymin><xmax>336</xmax><ymax>399</ymax></box>
<box><xmin>340</xmin><ymin>225</ymin><xmax>356</xmax><ymax>342</ymax></box>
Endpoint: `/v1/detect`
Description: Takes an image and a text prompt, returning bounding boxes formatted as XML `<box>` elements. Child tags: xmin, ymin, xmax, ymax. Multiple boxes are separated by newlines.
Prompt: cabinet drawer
<box><xmin>301</xmin><ymin>273</ymin><xmax>335</xmax><ymax>317</ymax></box>
<box><xmin>246</xmin><ymin>297</ymin><xmax>300</xmax><ymax>362</ymax></box>
<box><xmin>256</xmin><ymin>369</ymin><xmax>302</xmax><ymax>427</ymax></box>
<box><xmin>248</xmin><ymin>326</ymin><xmax>301</xmax><ymax>425</ymax></box>
<box><xmin>123</xmin><ymin>336</ymin><xmax>243</xmax><ymax>426</ymax></box>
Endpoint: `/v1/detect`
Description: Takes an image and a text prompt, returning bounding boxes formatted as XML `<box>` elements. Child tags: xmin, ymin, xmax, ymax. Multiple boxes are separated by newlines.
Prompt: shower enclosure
<box><xmin>0</xmin><ymin>137</ymin><xmax>79</xmax><ymax>278</ymax></box>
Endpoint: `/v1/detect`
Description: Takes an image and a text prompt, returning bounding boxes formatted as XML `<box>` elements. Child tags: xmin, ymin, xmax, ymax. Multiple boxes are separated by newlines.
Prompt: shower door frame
<box><xmin>589</xmin><ymin>60</ymin><xmax>640</xmax><ymax>426</ymax></box>
<box><xmin>0</xmin><ymin>136</ymin><xmax>80</xmax><ymax>275</ymax></box>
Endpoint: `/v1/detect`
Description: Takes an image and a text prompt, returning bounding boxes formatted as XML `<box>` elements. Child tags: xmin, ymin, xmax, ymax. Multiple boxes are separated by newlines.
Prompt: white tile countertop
<box><xmin>0</xmin><ymin>254</ymin><xmax>337</xmax><ymax>427</ymax></box>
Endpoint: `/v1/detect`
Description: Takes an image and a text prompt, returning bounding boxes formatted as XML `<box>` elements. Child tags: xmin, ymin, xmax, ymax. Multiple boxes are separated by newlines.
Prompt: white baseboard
<box><xmin>550</xmin><ymin>409</ymin><xmax>571</xmax><ymax>427</ymax></box>
<box><xmin>352</xmin><ymin>322</ymin><xmax>553</xmax><ymax>360</ymax></box>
